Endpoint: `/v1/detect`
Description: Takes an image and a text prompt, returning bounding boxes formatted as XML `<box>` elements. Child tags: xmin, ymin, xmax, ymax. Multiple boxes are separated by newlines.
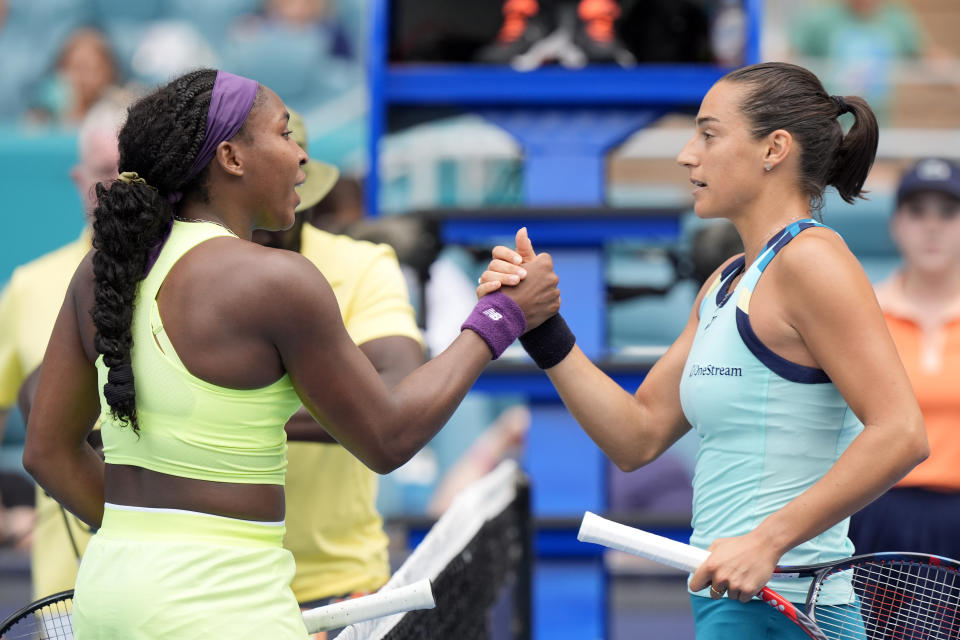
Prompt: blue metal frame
<box><xmin>383</xmin><ymin>65</ymin><xmax>734</xmax><ymax>106</ymax></box>
<box><xmin>366</xmin><ymin>2</ymin><xmax>762</xmax><ymax>635</ymax></box>
<box><xmin>439</xmin><ymin>212</ymin><xmax>681</xmax><ymax>247</ymax></box>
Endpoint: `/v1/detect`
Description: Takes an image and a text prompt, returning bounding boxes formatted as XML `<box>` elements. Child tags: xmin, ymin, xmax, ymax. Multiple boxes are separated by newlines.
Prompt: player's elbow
<box><xmin>22</xmin><ymin>438</ymin><xmax>50</xmax><ymax>484</ymax></box>
<box><xmin>365</xmin><ymin>451</ymin><xmax>395</xmax><ymax>475</ymax></box>
<box><xmin>612</xmin><ymin>448</ymin><xmax>656</xmax><ymax>473</ymax></box>
<box><xmin>363</xmin><ymin>436</ymin><xmax>413</xmax><ymax>475</ymax></box>
<box><xmin>904</xmin><ymin>414</ymin><xmax>930</xmax><ymax>468</ymax></box>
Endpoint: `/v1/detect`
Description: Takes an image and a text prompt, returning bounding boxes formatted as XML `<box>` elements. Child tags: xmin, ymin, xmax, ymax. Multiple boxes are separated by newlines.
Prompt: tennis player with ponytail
<box><xmin>22</xmin><ymin>68</ymin><xmax>559</xmax><ymax>638</ymax></box>
<box><xmin>481</xmin><ymin>62</ymin><xmax>928</xmax><ymax>638</ymax></box>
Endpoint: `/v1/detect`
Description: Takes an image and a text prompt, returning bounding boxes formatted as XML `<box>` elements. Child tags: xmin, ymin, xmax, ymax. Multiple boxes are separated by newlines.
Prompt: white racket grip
<box><xmin>302</xmin><ymin>578</ymin><xmax>436</xmax><ymax>633</ymax></box>
<box><xmin>578</xmin><ymin>511</ymin><xmax>710</xmax><ymax>573</ymax></box>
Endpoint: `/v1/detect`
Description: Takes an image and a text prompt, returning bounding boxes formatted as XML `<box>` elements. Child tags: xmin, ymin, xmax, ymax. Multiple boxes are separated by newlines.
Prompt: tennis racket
<box><xmin>578</xmin><ymin>511</ymin><xmax>960</xmax><ymax>640</ymax></box>
<box><xmin>0</xmin><ymin>590</ymin><xmax>74</xmax><ymax>639</ymax></box>
<box><xmin>0</xmin><ymin>580</ymin><xmax>434</xmax><ymax>638</ymax></box>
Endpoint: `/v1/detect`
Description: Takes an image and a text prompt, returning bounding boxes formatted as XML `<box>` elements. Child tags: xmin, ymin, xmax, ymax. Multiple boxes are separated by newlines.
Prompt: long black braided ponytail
<box><xmin>92</xmin><ymin>69</ymin><xmax>219</xmax><ymax>433</ymax></box>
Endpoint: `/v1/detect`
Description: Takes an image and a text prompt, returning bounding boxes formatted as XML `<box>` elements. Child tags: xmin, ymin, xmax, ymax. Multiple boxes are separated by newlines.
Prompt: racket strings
<box><xmin>2</xmin><ymin>598</ymin><xmax>74</xmax><ymax>639</ymax></box>
<box><xmin>811</xmin><ymin>561</ymin><xmax>960</xmax><ymax>640</ymax></box>
<box><xmin>853</xmin><ymin>562</ymin><xmax>960</xmax><ymax>639</ymax></box>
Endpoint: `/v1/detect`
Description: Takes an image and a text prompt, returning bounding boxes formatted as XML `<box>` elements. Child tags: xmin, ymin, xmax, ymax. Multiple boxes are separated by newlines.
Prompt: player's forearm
<box><xmin>25</xmin><ymin>444</ymin><xmax>105</xmax><ymax>527</ymax></box>
<box><xmin>754</xmin><ymin>417</ymin><xmax>928</xmax><ymax>558</ymax></box>
<box><xmin>547</xmin><ymin>347</ymin><xmax>669</xmax><ymax>471</ymax></box>
<box><xmin>349</xmin><ymin>331</ymin><xmax>489</xmax><ymax>473</ymax></box>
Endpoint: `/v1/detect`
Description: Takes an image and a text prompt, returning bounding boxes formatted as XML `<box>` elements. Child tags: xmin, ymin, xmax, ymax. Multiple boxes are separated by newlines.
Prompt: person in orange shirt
<box><xmin>849</xmin><ymin>157</ymin><xmax>960</xmax><ymax>559</ymax></box>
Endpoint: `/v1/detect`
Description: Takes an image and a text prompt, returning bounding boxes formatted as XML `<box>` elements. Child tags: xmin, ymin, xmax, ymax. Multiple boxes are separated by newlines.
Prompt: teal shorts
<box><xmin>690</xmin><ymin>594</ymin><xmax>866</xmax><ymax>640</ymax></box>
<box><xmin>73</xmin><ymin>505</ymin><xmax>308</xmax><ymax>639</ymax></box>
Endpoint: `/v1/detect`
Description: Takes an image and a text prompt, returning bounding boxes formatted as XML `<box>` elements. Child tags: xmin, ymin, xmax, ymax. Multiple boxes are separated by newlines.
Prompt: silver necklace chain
<box><xmin>174</xmin><ymin>216</ymin><xmax>238</xmax><ymax>237</ymax></box>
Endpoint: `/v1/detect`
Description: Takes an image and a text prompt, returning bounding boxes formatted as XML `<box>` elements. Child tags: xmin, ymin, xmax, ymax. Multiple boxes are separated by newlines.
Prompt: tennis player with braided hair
<box><xmin>481</xmin><ymin>62</ymin><xmax>928</xmax><ymax>638</ymax></box>
<box><xmin>22</xmin><ymin>68</ymin><xmax>559</xmax><ymax>638</ymax></box>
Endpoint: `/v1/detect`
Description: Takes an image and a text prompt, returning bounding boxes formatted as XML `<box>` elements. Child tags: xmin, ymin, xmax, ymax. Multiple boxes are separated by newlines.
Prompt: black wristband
<box><xmin>519</xmin><ymin>313</ymin><xmax>576</xmax><ymax>369</ymax></box>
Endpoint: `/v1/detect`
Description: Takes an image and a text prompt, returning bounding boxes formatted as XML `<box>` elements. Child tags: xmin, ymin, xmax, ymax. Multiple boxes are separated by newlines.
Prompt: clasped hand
<box><xmin>477</xmin><ymin>227</ymin><xmax>561</xmax><ymax>331</ymax></box>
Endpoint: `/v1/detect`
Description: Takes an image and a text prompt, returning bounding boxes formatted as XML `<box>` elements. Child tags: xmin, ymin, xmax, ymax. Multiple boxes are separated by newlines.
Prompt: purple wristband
<box><xmin>461</xmin><ymin>291</ymin><xmax>527</xmax><ymax>359</ymax></box>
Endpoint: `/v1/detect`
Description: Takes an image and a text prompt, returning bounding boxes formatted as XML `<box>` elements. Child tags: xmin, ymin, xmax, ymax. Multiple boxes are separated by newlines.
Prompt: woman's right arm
<box><xmin>544</xmin><ymin>326</ymin><xmax>696</xmax><ymax>472</ymax></box>
<box><xmin>261</xmin><ymin>249</ymin><xmax>560</xmax><ymax>475</ymax></box>
<box><xmin>479</xmin><ymin>230</ymin><xmax>731</xmax><ymax>471</ymax></box>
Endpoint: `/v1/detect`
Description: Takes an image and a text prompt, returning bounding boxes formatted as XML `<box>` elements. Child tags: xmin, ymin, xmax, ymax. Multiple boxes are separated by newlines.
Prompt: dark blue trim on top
<box><xmin>714</xmin><ymin>256</ymin><xmax>745</xmax><ymax>307</ymax></box>
<box><xmin>735</xmin><ymin>219</ymin><xmax>831</xmax><ymax>384</ymax></box>
<box><xmin>766</xmin><ymin>220</ymin><xmax>820</xmax><ymax>257</ymax></box>
<box><xmin>736</xmin><ymin>309</ymin><xmax>831</xmax><ymax>383</ymax></box>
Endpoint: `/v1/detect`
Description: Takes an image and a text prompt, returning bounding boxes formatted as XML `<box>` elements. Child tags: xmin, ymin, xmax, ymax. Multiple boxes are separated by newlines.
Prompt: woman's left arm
<box><xmin>691</xmin><ymin>230</ymin><xmax>928</xmax><ymax>601</ymax></box>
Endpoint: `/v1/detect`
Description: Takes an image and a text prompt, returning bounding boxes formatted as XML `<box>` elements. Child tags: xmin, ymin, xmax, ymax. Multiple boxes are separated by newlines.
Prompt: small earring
<box><xmin>764</xmin><ymin>162</ymin><xmax>772</xmax><ymax>172</ymax></box>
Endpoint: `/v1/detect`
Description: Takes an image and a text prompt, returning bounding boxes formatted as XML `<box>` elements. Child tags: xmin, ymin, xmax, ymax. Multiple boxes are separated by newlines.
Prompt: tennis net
<box><xmin>338</xmin><ymin>460</ymin><xmax>532</xmax><ymax>640</ymax></box>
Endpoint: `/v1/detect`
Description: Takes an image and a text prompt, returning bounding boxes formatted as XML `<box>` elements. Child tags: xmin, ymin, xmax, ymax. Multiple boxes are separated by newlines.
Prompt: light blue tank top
<box><xmin>679</xmin><ymin>219</ymin><xmax>862</xmax><ymax>603</ymax></box>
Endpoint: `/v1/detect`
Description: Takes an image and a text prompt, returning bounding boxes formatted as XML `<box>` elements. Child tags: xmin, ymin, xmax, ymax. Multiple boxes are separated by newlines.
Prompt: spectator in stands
<box><xmin>848</xmin><ymin>158</ymin><xmax>960</xmax><ymax>560</ymax></box>
<box><xmin>26</xmin><ymin>27</ymin><xmax>121</xmax><ymax>128</ymax></box>
<box><xmin>0</xmin><ymin>94</ymin><xmax>128</xmax><ymax>596</ymax></box>
<box><xmin>251</xmin><ymin>110</ymin><xmax>425</xmax><ymax>638</ymax></box>
<box><xmin>224</xmin><ymin>0</ymin><xmax>358</xmax><ymax>111</ymax></box>
<box><xmin>790</xmin><ymin>0</ymin><xmax>927</xmax><ymax>121</ymax></box>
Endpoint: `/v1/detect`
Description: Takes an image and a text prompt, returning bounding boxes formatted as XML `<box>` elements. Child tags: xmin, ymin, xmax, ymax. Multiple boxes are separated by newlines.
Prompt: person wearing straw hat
<box><xmin>253</xmin><ymin>111</ymin><xmax>425</xmax><ymax>638</ymax></box>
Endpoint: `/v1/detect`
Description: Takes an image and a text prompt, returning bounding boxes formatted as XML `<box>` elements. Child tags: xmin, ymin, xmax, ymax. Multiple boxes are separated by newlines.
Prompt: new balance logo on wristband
<box><xmin>483</xmin><ymin>308</ymin><xmax>504</xmax><ymax>321</ymax></box>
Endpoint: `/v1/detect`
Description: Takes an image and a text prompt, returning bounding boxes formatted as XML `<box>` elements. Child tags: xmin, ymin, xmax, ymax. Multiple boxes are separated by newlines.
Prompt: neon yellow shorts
<box><xmin>73</xmin><ymin>505</ymin><xmax>308</xmax><ymax>639</ymax></box>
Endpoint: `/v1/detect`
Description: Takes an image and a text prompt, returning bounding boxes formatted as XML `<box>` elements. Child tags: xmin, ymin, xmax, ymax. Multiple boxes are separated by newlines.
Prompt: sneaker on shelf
<box><xmin>475</xmin><ymin>0</ymin><xmax>550</xmax><ymax>65</ymax></box>
<box><xmin>512</xmin><ymin>3</ymin><xmax>586</xmax><ymax>71</ymax></box>
<box><xmin>574</xmin><ymin>0</ymin><xmax>636</xmax><ymax>67</ymax></box>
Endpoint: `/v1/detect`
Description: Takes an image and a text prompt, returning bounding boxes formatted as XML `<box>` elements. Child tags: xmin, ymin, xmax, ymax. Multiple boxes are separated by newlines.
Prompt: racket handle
<box><xmin>578</xmin><ymin>511</ymin><xmax>710</xmax><ymax>573</ymax></box>
<box><xmin>302</xmin><ymin>579</ymin><xmax>436</xmax><ymax>633</ymax></box>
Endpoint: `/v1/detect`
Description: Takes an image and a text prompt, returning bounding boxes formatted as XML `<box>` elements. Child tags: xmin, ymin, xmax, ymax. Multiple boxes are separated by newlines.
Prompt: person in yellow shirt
<box><xmin>0</xmin><ymin>95</ymin><xmax>127</xmax><ymax>598</ymax></box>
<box><xmin>252</xmin><ymin>111</ymin><xmax>425</xmax><ymax>636</ymax></box>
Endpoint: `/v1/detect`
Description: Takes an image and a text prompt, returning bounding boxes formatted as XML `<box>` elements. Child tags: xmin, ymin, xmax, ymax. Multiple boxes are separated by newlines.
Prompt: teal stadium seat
<box><xmin>820</xmin><ymin>190</ymin><xmax>900</xmax><ymax>283</ymax></box>
<box><xmin>221</xmin><ymin>25</ymin><xmax>358</xmax><ymax>113</ymax></box>
<box><xmin>88</xmin><ymin>0</ymin><xmax>163</xmax><ymax>22</ymax></box>
<box><xmin>163</xmin><ymin>0</ymin><xmax>262</xmax><ymax>45</ymax></box>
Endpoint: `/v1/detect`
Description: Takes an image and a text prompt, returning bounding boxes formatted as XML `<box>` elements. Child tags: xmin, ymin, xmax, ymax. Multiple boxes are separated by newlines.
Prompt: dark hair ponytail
<box><xmin>825</xmin><ymin>95</ymin><xmax>879</xmax><ymax>204</ymax></box>
<box><xmin>723</xmin><ymin>62</ymin><xmax>880</xmax><ymax>213</ymax></box>
<box><xmin>92</xmin><ymin>68</ymin><xmax>218</xmax><ymax>432</ymax></box>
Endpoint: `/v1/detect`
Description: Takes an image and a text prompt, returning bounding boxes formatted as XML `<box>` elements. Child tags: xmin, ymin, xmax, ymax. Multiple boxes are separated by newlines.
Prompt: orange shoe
<box><xmin>476</xmin><ymin>0</ymin><xmax>550</xmax><ymax>64</ymax></box>
<box><xmin>575</xmin><ymin>0</ymin><xmax>635</xmax><ymax>66</ymax></box>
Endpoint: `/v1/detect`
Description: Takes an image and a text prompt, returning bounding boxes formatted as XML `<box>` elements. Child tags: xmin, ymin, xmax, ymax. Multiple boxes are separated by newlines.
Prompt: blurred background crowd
<box><xmin>1</xmin><ymin>0</ymin><xmax>959</xmax><ymax>635</ymax></box>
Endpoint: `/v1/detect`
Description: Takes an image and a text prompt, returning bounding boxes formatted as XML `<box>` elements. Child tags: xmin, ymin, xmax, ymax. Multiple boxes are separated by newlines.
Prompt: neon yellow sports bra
<box><xmin>97</xmin><ymin>220</ymin><xmax>302</xmax><ymax>485</ymax></box>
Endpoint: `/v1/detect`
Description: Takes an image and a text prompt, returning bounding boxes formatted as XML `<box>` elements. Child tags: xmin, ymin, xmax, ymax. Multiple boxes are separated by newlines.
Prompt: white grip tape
<box><xmin>302</xmin><ymin>579</ymin><xmax>436</xmax><ymax>633</ymax></box>
<box><xmin>578</xmin><ymin>511</ymin><xmax>710</xmax><ymax>573</ymax></box>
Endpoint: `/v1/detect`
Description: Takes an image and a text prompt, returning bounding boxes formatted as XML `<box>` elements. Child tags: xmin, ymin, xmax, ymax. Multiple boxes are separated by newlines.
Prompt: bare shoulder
<box><xmin>67</xmin><ymin>250</ymin><xmax>98</xmax><ymax>361</ymax></box>
<box><xmin>771</xmin><ymin>226</ymin><xmax>863</xmax><ymax>286</ymax></box>
<box><xmin>67</xmin><ymin>249</ymin><xmax>96</xmax><ymax>309</ymax></box>
<box><xmin>203</xmin><ymin>240</ymin><xmax>339</xmax><ymax>327</ymax></box>
<box><xmin>770</xmin><ymin>226</ymin><xmax>877</xmax><ymax>322</ymax></box>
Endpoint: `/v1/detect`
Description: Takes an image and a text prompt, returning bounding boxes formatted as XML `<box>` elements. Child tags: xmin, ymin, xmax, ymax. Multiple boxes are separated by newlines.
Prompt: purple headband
<box><xmin>170</xmin><ymin>71</ymin><xmax>258</xmax><ymax>202</ymax></box>
<box><xmin>148</xmin><ymin>71</ymin><xmax>256</xmax><ymax>272</ymax></box>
